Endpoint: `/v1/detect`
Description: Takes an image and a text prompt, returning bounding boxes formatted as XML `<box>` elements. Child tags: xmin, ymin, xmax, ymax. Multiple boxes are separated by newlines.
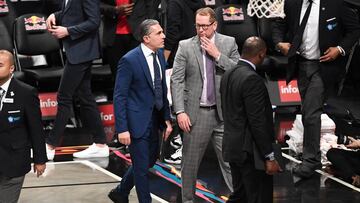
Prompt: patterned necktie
<box><xmin>205</xmin><ymin>53</ymin><xmax>215</xmax><ymax>104</ymax></box>
<box><xmin>152</xmin><ymin>52</ymin><xmax>163</xmax><ymax>111</ymax></box>
<box><xmin>0</xmin><ymin>87</ymin><xmax>5</xmax><ymax>111</ymax></box>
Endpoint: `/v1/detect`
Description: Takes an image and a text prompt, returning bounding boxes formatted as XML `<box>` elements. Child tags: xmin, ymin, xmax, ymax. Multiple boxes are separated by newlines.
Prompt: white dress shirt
<box><xmin>299</xmin><ymin>0</ymin><xmax>321</xmax><ymax>60</ymax></box>
<box><xmin>239</xmin><ymin>58</ymin><xmax>256</xmax><ymax>71</ymax></box>
<box><xmin>141</xmin><ymin>43</ymin><xmax>162</xmax><ymax>87</ymax></box>
<box><xmin>200</xmin><ymin>34</ymin><xmax>217</xmax><ymax>106</ymax></box>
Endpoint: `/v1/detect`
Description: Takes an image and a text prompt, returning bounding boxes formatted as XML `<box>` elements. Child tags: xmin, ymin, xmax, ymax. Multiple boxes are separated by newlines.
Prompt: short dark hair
<box><xmin>0</xmin><ymin>49</ymin><xmax>14</xmax><ymax>66</ymax></box>
<box><xmin>138</xmin><ymin>19</ymin><xmax>160</xmax><ymax>42</ymax></box>
<box><xmin>241</xmin><ymin>36</ymin><xmax>267</xmax><ymax>58</ymax></box>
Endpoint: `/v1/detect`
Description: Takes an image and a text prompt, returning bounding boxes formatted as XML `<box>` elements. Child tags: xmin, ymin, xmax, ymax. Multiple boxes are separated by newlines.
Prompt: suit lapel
<box><xmin>294</xmin><ymin>0</ymin><xmax>304</xmax><ymax>30</ymax></box>
<box><xmin>0</xmin><ymin>79</ymin><xmax>15</xmax><ymax>124</ymax></box>
<box><xmin>63</xmin><ymin>0</ymin><xmax>73</xmax><ymax>14</ymax></box>
<box><xmin>192</xmin><ymin>36</ymin><xmax>205</xmax><ymax>79</ymax></box>
<box><xmin>136</xmin><ymin>47</ymin><xmax>155</xmax><ymax>92</ymax></box>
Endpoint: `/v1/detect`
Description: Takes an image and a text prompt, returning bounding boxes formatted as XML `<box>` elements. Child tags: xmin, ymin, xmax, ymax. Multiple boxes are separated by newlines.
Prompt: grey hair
<box><xmin>138</xmin><ymin>19</ymin><xmax>160</xmax><ymax>42</ymax></box>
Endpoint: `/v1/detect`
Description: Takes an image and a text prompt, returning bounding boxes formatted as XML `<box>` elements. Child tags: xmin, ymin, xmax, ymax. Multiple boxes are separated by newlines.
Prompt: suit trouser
<box><xmin>327</xmin><ymin>148</ymin><xmax>360</xmax><ymax>182</ymax></box>
<box><xmin>297</xmin><ymin>60</ymin><xmax>324</xmax><ymax>168</ymax></box>
<box><xmin>227</xmin><ymin>159</ymin><xmax>273</xmax><ymax>203</ymax></box>
<box><xmin>181</xmin><ymin>108</ymin><xmax>233</xmax><ymax>203</ymax></box>
<box><xmin>115</xmin><ymin>110</ymin><xmax>160</xmax><ymax>203</ymax></box>
<box><xmin>47</xmin><ymin>61</ymin><xmax>106</xmax><ymax>146</ymax></box>
<box><xmin>0</xmin><ymin>175</ymin><xmax>25</xmax><ymax>203</ymax></box>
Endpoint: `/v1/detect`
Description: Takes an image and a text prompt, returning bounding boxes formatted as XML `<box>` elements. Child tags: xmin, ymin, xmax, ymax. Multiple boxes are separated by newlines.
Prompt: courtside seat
<box><xmin>13</xmin><ymin>13</ymin><xmax>64</xmax><ymax>91</ymax></box>
<box><xmin>215</xmin><ymin>4</ymin><xmax>258</xmax><ymax>53</ymax></box>
<box><xmin>0</xmin><ymin>20</ymin><xmax>25</xmax><ymax>81</ymax></box>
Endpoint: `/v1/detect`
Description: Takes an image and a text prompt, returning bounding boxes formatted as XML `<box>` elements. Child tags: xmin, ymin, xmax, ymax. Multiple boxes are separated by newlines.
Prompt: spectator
<box><xmin>327</xmin><ymin>137</ymin><xmax>360</xmax><ymax>187</ymax></box>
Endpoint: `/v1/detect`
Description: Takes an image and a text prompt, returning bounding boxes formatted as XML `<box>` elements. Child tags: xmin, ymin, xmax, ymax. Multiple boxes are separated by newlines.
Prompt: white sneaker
<box><xmin>170</xmin><ymin>134</ymin><xmax>182</xmax><ymax>149</ymax></box>
<box><xmin>164</xmin><ymin>146</ymin><xmax>182</xmax><ymax>164</ymax></box>
<box><xmin>73</xmin><ymin>143</ymin><xmax>109</xmax><ymax>158</ymax></box>
<box><xmin>46</xmin><ymin>144</ymin><xmax>55</xmax><ymax>161</ymax></box>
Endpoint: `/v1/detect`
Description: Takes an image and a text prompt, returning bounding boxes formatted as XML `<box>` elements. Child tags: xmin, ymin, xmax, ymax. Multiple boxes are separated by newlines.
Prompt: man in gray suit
<box><xmin>170</xmin><ymin>7</ymin><xmax>240</xmax><ymax>202</ymax></box>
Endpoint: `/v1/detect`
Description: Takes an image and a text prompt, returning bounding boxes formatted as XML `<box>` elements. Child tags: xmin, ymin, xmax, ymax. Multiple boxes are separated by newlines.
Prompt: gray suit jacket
<box><xmin>171</xmin><ymin>33</ymin><xmax>240</xmax><ymax>125</ymax></box>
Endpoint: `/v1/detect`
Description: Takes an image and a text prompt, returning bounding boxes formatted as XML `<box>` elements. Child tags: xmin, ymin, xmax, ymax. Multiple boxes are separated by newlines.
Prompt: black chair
<box><xmin>215</xmin><ymin>3</ymin><xmax>258</xmax><ymax>53</ymax></box>
<box><xmin>0</xmin><ymin>0</ymin><xmax>16</xmax><ymax>37</ymax></box>
<box><xmin>13</xmin><ymin>13</ymin><xmax>64</xmax><ymax>91</ymax></box>
<box><xmin>204</xmin><ymin>0</ymin><xmax>224</xmax><ymax>9</ymax></box>
<box><xmin>0</xmin><ymin>20</ymin><xmax>25</xmax><ymax>81</ymax></box>
<box><xmin>91</xmin><ymin>19</ymin><xmax>114</xmax><ymax>99</ymax></box>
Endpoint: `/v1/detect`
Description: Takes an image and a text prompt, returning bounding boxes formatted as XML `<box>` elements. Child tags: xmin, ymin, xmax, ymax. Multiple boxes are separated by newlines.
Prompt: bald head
<box><xmin>241</xmin><ymin>37</ymin><xmax>266</xmax><ymax>58</ymax></box>
<box><xmin>0</xmin><ymin>50</ymin><xmax>15</xmax><ymax>85</ymax></box>
<box><xmin>0</xmin><ymin>50</ymin><xmax>14</xmax><ymax>66</ymax></box>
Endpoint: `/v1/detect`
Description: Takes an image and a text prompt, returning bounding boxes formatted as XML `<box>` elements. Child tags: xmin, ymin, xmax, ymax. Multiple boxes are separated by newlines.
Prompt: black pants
<box><xmin>227</xmin><ymin>158</ymin><xmax>273</xmax><ymax>203</ymax></box>
<box><xmin>47</xmin><ymin>61</ymin><xmax>106</xmax><ymax>146</ymax></box>
<box><xmin>297</xmin><ymin>60</ymin><xmax>324</xmax><ymax>168</ymax></box>
<box><xmin>0</xmin><ymin>175</ymin><xmax>24</xmax><ymax>203</ymax></box>
<box><xmin>104</xmin><ymin>34</ymin><xmax>138</xmax><ymax>78</ymax></box>
<box><xmin>327</xmin><ymin>148</ymin><xmax>360</xmax><ymax>182</ymax></box>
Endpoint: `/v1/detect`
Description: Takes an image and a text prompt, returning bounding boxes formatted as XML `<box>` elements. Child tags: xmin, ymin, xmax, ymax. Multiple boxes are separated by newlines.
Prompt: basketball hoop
<box><xmin>247</xmin><ymin>0</ymin><xmax>285</xmax><ymax>18</ymax></box>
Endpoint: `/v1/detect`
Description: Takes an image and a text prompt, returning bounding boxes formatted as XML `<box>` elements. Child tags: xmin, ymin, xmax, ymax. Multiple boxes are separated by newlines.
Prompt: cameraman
<box><xmin>327</xmin><ymin>137</ymin><xmax>360</xmax><ymax>187</ymax></box>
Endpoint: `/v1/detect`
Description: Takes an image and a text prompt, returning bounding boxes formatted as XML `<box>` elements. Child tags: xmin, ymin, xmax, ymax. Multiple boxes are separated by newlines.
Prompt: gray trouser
<box><xmin>181</xmin><ymin>108</ymin><xmax>233</xmax><ymax>203</ymax></box>
<box><xmin>298</xmin><ymin>60</ymin><xmax>324</xmax><ymax>167</ymax></box>
<box><xmin>0</xmin><ymin>175</ymin><xmax>25</xmax><ymax>203</ymax></box>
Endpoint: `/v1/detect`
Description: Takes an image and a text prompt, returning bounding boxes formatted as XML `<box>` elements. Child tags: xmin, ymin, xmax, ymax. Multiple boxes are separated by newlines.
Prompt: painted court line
<box><xmin>82</xmin><ymin>160</ymin><xmax>169</xmax><ymax>203</ymax></box>
<box><xmin>282</xmin><ymin>153</ymin><xmax>360</xmax><ymax>192</ymax></box>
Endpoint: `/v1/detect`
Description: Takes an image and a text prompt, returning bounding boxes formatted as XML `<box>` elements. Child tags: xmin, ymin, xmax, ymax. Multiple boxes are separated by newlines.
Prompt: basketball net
<box><xmin>247</xmin><ymin>0</ymin><xmax>285</xmax><ymax>18</ymax></box>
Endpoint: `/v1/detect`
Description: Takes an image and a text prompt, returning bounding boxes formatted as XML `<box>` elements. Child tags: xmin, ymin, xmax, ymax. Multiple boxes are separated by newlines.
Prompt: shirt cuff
<box><xmin>265</xmin><ymin>152</ymin><xmax>275</xmax><ymax>161</ymax></box>
<box><xmin>176</xmin><ymin>110</ymin><xmax>184</xmax><ymax>115</ymax></box>
<box><xmin>337</xmin><ymin>46</ymin><xmax>346</xmax><ymax>56</ymax></box>
<box><xmin>215</xmin><ymin>53</ymin><xmax>221</xmax><ymax>62</ymax></box>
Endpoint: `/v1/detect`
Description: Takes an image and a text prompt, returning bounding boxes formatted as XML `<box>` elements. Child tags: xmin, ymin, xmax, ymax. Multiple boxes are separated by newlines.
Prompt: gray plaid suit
<box><xmin>171</xmin><ymin>33</ymin><xmax>240</xmax><ymax>203</ymax></box>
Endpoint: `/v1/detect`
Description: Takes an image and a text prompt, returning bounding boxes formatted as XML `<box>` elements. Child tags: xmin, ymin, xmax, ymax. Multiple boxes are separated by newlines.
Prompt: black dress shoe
<box><xmin>108</xmin><ymin>189</ymin><xmax>129</xmax><ymax>203</ymax></box>
<box><xmin>292</xmin><ymin>163</ymin><xmax>322</xmax><ymax>178</ymax></box>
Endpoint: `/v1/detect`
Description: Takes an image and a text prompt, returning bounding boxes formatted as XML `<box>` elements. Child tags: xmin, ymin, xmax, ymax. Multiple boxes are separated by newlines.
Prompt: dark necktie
<box><xmin>0</xmin><ymin>87</ymin><xmax>5</xmax><ymax>111</ymax></box>
<box><xmin>286</xmin><ymin>0</ymin><xmax>313</xmax><ymax>83</ymax></box>
<box><xmin>152</xmin><ymin>52</ymin><xmax>163</xmax><ymax>111</ymax></box>
<box><xmin>205</xmin><ymin>53</ymin><xmax>215</xmax><ymax>104</ymax></box>
<box><xmin>288</xmin><ymin>0</ymin><xmax>313</xmax><ymax>57</ymax></box>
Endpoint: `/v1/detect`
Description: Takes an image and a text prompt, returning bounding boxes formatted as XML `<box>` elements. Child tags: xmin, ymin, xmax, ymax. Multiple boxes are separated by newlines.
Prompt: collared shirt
<box><xmin>200</xmin><ymin>34</ymin><xmax>217</xmax><ymax>106</ymax></box>
<box><xmin>239</xmin><ymin>58</ymin><xmax>256</xmax><ymax>71</ymax></box>
<box><xmin>299</xmin><ymin>0</ymin><xmax>321</xmax><ymax>60</ymax></box>
<box><xmin>0</xmin><ymin>76</ymin><xmax>12</xmax><ymax>110</ymax></box>
<box><xmin>141</xmin><ymin>43</ymin><xmax>162</xmax><ymax>87</ymax></box>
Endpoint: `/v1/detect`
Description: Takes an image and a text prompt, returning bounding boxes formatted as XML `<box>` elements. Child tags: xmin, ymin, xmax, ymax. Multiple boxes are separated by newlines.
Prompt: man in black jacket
<box><xmin>220</xmin><ymin>37</ymin><xmax>281</xmax><ymax>203</ymax></box>
<box><xmin>272</xmin><ymin>0</ymin><xmax>360</xmax><ymax>178</ymax></box>
<box><xmin>0</xmin><ymin>50</ymin><xmax>47</xmax><ymax>203</ymax></box>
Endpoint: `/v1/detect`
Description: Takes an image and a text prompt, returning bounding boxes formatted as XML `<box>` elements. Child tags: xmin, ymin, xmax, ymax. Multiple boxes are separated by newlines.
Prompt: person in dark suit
<box><xmin>0</xmin><ymin>50</ymin><xmax>47</xmax><ymax>203</ymax></box>
<box><xmin>45</xmin><ymin>0</ymin><xmax>109</xmax><ymax>160</ymax></box>
<box><xmin>100</xmin><ymin>0</ymin><xmax>161</xmax><ymax>77</ymax></box>
<box><xmin>108</xmin><ymin>19</ymin><xmax>172</xmax><ymax>203</ymax></box>
<box><xmin>220</xmin><ymin>37</ymin><xmax>282</xmax><ymax>203</ymax></box>
<box><xmin>272</xmin><ymin>0</ymin><xmax>360</xmax><ymax>178</ymax></box>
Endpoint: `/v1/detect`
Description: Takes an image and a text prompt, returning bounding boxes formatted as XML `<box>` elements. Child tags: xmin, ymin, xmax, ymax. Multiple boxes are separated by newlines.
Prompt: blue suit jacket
<box><xmin>114</xmin><ymin>46</ymin><xmax>171</xmax><ymax>138</ymax></box>
<box><xmin>54</xmin><ymin>0</ymin><xmax>101</xmax><ymax>64</ymax></box>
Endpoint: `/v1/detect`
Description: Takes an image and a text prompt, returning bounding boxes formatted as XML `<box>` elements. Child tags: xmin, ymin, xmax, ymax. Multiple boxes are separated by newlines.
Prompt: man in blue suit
<box><xmin>109</xmin><ymin>19</ymin><xmax>173</xmax><ymax>203</ymax></box>
<box><xmin>45</xmin><ymin>0</ymin><xmax>109</xmax><ymax>160</ymax></box>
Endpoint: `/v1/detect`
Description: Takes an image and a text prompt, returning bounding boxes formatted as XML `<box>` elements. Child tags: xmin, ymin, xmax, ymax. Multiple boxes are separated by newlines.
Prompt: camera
<box><xmin>337</xmin><ymin>135</ymin><xmax>360</xmax><ymax>145</ymax></box>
